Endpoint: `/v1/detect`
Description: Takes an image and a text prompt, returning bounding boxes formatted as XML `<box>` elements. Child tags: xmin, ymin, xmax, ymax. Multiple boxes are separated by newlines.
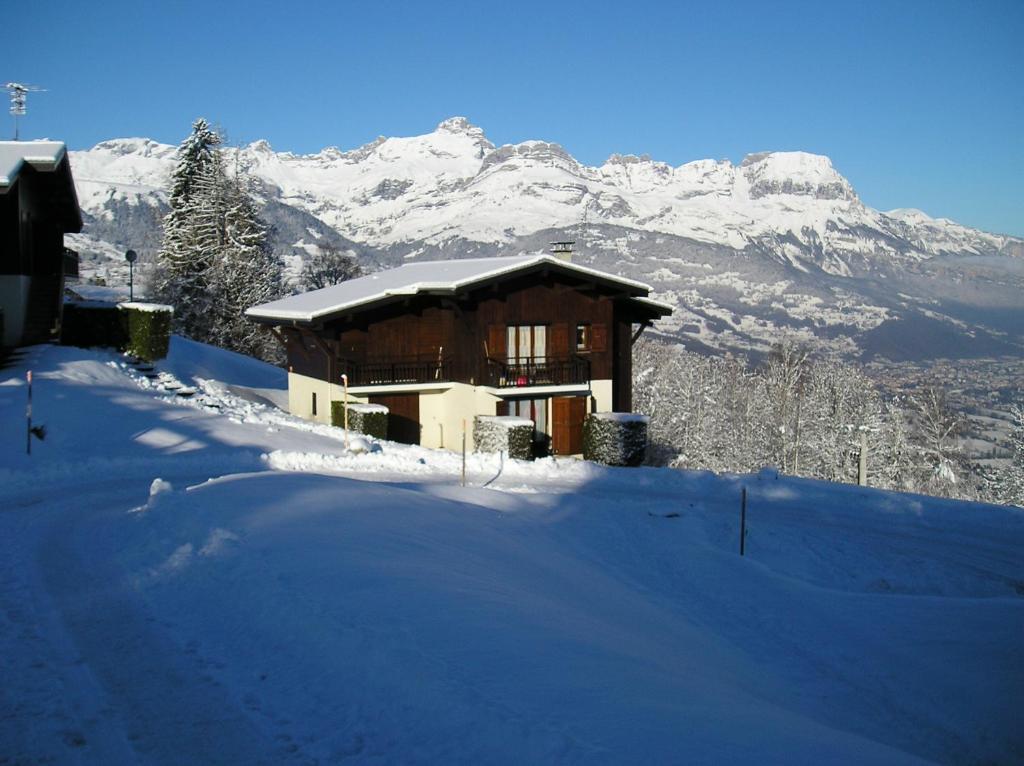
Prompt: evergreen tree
<box><xmin>152</xmin><ymin>119</ymin><xmax>224</xmax><ymax>338</ymax></box>
<box><xmin>152</xmin><ymin>119</ymin><xmax>283</xmax><ymax>359</ymax></box>
<box><xmin>211</xmin><ymin>170</ymin><xmax>282</xmax><ymax>359</ymax></box>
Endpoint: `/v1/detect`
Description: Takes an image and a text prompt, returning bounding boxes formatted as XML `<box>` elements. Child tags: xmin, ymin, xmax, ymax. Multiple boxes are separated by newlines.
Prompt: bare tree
<box><xmin>908</xmin><ymin>386</ymin><xmax>964</xmax><ymax>493</ymax></box>
<box><xmin>760</xmin><ymin>340</ymin><xmax>810</xmax><ymax>473</ymax></box>
<box><xmin>299</xmin><ymin>245</ymin><xmax>362</xmax><ymax>291</ymax></box>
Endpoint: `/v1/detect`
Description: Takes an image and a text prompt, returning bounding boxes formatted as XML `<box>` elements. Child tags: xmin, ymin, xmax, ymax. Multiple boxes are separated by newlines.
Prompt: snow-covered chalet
<box><xmin>0</xmin><ymin>141</ymin><xmax>81</xmax><ymax>348</ymax></box>
<box><xmin>246</xmin><ymin>253</ymin><xmax>671</xmax><ymax>454</ymax></box>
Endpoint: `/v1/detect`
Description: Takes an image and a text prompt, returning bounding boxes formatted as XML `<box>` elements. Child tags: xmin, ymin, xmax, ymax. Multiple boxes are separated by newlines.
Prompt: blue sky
<box><xmin>7</xmin><ymin>0</ymin><xmax>1023</xmax><ymax>236</ymax></box>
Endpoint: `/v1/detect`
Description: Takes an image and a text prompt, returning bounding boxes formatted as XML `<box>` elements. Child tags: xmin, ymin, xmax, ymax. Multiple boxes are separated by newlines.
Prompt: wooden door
<box><xmin>551</xmin><ymin>396</ymin><xmax>586</xmax><ymax>455</ymax></box>
<box><xmin>369</xmin><ymin>393</ymin><xmax>421</xmax><ymax>445</ymax></box>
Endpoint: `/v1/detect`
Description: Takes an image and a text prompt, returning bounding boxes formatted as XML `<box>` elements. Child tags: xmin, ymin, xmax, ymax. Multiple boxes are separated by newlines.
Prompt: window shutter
<box><xmin>487</xmin><ymin>324</ymin><xmax>506</xmax><ymax>358</ymax></box>
<box><xmin>495</xmin><ymin>400</ymin><xmax>509</xmax><ymax>416</ymax></box>
<box><xmin>591</xmin><ymin>323</ymin><xmax>608</xmax><ymax>352</ymax></box>
<box><xmin>551</xmin><ymin>323</ymin><xmax>569</xmax><ymax>355</ymax></box>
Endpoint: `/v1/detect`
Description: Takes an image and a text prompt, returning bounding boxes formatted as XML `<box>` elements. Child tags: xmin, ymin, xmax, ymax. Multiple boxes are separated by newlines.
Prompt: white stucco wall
<box><xmin>285</xmin><ymin>373</ymin><xmax>617</xmax><ymax>450</ymax></box>
<box><xmin>589</xmin><ymin>379</ymin><xmax>614</xmax><ymax>413</ymax></box>
<box><xmin>418</xmin><ymin>384</ymin><xmax>502</xmax><ymax>451</ymax></box>
<box><xmin>287</xmin><ymin>371</ymin><xmax>338</xmax><ymax>424</ymax></box>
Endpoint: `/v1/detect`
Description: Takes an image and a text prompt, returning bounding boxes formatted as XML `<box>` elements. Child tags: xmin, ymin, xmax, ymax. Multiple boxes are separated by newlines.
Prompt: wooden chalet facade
<box><xmin>247</xmin><ymin>255</ymin><xmax>671</xmax><ymax>454</ymax></box>
<box><xmin>0</xmin><ymin>141</ymin><xmax>82</xmax><ymax>348</ymax></box>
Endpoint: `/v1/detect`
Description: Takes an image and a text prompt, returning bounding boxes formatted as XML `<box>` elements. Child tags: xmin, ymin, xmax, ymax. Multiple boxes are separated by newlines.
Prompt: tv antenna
<box><xmin>3</xmin><ymin>82</ymin><xmax>46</xmax><ymax>140</ymax></box>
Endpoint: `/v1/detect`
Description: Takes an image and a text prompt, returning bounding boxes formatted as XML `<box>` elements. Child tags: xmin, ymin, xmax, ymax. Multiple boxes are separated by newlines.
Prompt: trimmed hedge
<box><xmin>473</xmin><ymin>415</ymin><xmax>534</xmax><ymax>461</ymax></box>
<box><xmin>332</xmin><ymin>401</ymin><xmax>388</xmax><ymax>439</ymax></box>
<box><xmin>120</xmin><ymin>303</ymin><xmax>173</xmax><ymax>361</ymax></box>
<box><xmin>583</xmin><ymin>412</ymin><xmax>649</xmax><ymax>466</ymax></box>
<box><xmin>61</xmin><ymin>301</ymin><xmax>173</xmax><ymax>361</ymax></box>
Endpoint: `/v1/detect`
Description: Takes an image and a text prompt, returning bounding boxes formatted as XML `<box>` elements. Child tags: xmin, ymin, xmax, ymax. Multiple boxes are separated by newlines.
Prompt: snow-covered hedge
<box><xmin>583</xmin><ymin>412</ymin><xmax>649</xmax><ymax>466</ymax></box>
<box><xmin>119</xmin><ymin>303</ymin><xmax>173</xmax><ymax>362</ymax></box>
<box><xmin>332</xmin><ymin>401</ymin><xmax>388</xmax><ymax>439</ymax></box>
<box><xmin>62</xmin><ymin>301</ymin><xmax>173</xmax><ymax>361</ymax></box>
<box><xmin>473</xmin><ymin>415</ymin><xmax>534</xmax><ymax>460</ymax></box>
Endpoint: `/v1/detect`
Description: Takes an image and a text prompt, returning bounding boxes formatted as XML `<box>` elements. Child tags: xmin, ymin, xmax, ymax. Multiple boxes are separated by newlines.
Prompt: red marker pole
<box><xmin>26</xmin><ymin>370</ymin><xmax>32</xmax><ymax>456</ymax></box>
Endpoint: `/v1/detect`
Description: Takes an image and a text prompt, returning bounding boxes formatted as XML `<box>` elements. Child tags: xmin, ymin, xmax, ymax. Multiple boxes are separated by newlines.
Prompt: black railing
<box><xmin>485</xmin><ymin>356</ymin><xmax>590</xmax><ymax>388</ymax></box>
<box><xmin>339</xmin><ymin>357</ymin><xmax>452</xmax><ymax>386</ymax></box>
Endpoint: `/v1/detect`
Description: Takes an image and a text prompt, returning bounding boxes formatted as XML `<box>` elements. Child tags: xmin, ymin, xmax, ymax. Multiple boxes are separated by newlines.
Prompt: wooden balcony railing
<box><xmin>336</xmin><ymin>355</ymin><xmax>590</xmax><ymax>388</ymax></box>
<box><xmin>338</xmin><ymin>356</ymin><xmax>452</xmax><ymax>386</ymax></box>
<box><xmin>485</xmin><ymin>356</ymin><xmax>591</xmax><ymax>388</ymax></box>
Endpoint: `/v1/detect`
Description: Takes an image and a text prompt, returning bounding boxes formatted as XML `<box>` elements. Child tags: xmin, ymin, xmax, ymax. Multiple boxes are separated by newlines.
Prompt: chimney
<box><xmin>550</xmin><ymin>241</ymin><xmax>574</xmax><ymax>263</ymax></box>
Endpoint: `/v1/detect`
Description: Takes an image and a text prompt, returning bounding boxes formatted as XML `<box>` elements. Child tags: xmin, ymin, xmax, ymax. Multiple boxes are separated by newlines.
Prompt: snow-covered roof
<box><xmin>0</xmin><ymin>140</ymin><xmax>83</xmax><ymax>232</ymax></box>
<box><xmin>0</xmin><ymin>141</ymin><xmax>68</xmax><ymax>189</ymax></box>
<box><xmin>247</xmin><ymin>255</ymin><xmax>666</xmax><ymax>323</ymax></box>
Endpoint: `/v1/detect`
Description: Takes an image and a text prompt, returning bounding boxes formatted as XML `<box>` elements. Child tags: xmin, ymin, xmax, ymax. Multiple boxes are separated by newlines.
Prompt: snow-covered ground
<box><xmin>1</xmin><ymin>338</ymin><xmax>1021</xmax><ymax>765</ymax></box>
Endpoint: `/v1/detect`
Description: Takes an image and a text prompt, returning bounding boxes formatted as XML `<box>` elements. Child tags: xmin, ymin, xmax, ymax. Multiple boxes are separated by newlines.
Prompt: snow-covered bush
<box><xmin>332</xmin><ymin>402</ymin><xmax>388</xmax><ymax>439</ymax></box>
<box><xmin>119</xmin><ymin>302</ymin><xmax>173</xmax><ymax>361</ymax></box>
<box><xmin>61</xmin><ymin>301</ymin><xmax>172</xmax><ymax>361</ymax></box>
<box><xmin>583</xmin><ymin>412</ymin><xmax>648</xmax><ymax>466</ymax></box>
<box><xmin>473</xmin><ymin>415</ymin><xmax>533</xmax><ymax>460</ymax></box>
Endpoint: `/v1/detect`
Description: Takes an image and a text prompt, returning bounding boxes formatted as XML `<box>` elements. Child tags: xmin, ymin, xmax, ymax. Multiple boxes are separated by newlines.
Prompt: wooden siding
<box><xmin>369</xmin><ymin>393</ymin><xmax>420</xmax><ymax>445</ymax></box>
<box><xmin>612</xmin><ymin>314</ymin><xmax>633</xmax><ymax>412</ymax></box>
<box><xmin>285</xmin><ymin>270</ymin><xmax>636</xmax><ymax>401</ymax></box>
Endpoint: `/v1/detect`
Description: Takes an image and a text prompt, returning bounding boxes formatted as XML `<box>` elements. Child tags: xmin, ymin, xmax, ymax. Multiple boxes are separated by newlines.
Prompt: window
<box><xmin>311</xmin><ymin>391</ymin><xmax>317</xmax><ymax>417</ymax></box>
<box><xmin>576</xmin><ymin>323</ymin><xmax>591</xmax><ymax>351</ymax></box>
<box><xmin>506</xmin><ymin>324</ymin><xmax>547</xmax><ymax>363</ymax></box>
<box><xmin>507</xmin><ymin>398</ymin><xmax>548</xmax><ymax>439</ymax></box>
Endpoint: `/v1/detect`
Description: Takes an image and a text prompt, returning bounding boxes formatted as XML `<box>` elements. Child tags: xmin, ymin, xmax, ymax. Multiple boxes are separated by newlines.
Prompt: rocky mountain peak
<box><xmin>247</xmin><ymin>138</ymin><xmax>275</xmax><ymax>154</ymax></box>
<box><xmin>741</xmin><ymin>151</ymin><xmax>856</xmax><ymax>201</ymax></box>
<box><xmin>435</xmin><ymin>116</ymin><xmax>480</xmax><ymax>135</ymax></box>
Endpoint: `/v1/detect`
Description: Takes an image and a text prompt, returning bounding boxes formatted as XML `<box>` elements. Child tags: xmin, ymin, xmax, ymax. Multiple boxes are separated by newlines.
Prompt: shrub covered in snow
<box><xmin>332</xmin><ymin>402</ymin><xmax>388</xmax><ymax>439</ymax></box>
<box><xmin>120</xmin><ymin>303</ymin><xmax>173</xmax><ymax>362</ymax></box>
<box><xmin>62</xmin><ymin>301</ymin><xmax>173</xmax><ymax>361</ymax></box>
<box><xmin>583</xmin><ymin>412</ymin><xmax>649</xmax><ymax>466</ymax></box>
<box><xmin>473</xmin><ymin>415</ymin><xmax>533</xmax><ymax>460</ymax></box>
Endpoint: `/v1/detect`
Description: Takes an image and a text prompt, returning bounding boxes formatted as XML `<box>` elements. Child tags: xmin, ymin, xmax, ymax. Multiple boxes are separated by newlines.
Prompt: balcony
<box><xmin>335</xmin><ymin>354</ymin><xmax>590</xmax><ymax>389</ymax></box>
<box><xmin>338</xmin><ymin>355</ymin><xmax>452</xmax><ymax>386</ymax></box>
<box><xmin>486</xmin><ymin>356</ymin><xmax>590</xmax><ymax>388</ymax></box>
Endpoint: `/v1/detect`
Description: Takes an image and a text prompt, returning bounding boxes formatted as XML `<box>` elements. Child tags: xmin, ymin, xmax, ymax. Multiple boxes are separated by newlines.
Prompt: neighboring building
<box><xmin>0</xmin><ymin>141</ymin><xmax>82</xmax><ymax>348</ymax></box>
<box><xmin>247</xmin><ymin>254</ymin><xmax>671</xmax><ymax>454</ymax></box>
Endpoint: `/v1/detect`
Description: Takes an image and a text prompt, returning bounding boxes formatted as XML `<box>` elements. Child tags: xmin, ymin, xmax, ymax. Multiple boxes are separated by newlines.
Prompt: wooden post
<box><xmin>341</xmin><ymin>373</ymin><xmax>350</xmax><ymax>450</ymax></box>
<box><xmin>461</xmin><ymin>419</ymin><xmax>467</xmax><ymax>487</ymax></box>
<box><xmin>26</xmin><ymin>370</ymin><xmax>32</xmax><ymax>456</ymax></box>
<box><xmin>740</xmin><ymin>487</ymin><xmax>747</xmax><ymax>557</ymax></box>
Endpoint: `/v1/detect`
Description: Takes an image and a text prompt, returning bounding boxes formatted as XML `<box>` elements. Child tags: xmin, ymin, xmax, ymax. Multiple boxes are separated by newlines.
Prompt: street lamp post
<box><xmin>125</xmin><ymin>249</ymin><xmax>137</xmax><ymax>301</ymax></box>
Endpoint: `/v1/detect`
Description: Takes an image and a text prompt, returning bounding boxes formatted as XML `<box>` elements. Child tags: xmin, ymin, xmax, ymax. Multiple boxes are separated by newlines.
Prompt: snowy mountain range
<box><xmin>67</xmin><ymin>116</ymin><xmax>1024</xmax><ymax>361</ymax></box>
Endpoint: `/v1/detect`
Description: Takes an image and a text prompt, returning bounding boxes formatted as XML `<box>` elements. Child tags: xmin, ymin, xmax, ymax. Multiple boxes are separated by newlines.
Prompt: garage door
<box><xmin>368</xmin><ymin>393</ymin><xmax>421</xmax><ymax>445</ymax></box>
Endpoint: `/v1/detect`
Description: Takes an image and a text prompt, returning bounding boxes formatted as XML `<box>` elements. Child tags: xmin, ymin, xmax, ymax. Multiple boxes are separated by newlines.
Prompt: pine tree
<box><xmin>152</xmin><ymin>118</ymin><xmax>224</xmax><ymax>338</ymax></box>
<box><xmin>152</xmin><ymin>119</ymin><xmax>282</xmax><ymax>359</ymax></box>
<box><xmin>211</xmin><ymin>170</ymin><xmax>282</xmax><ymax>359</ymax></box>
